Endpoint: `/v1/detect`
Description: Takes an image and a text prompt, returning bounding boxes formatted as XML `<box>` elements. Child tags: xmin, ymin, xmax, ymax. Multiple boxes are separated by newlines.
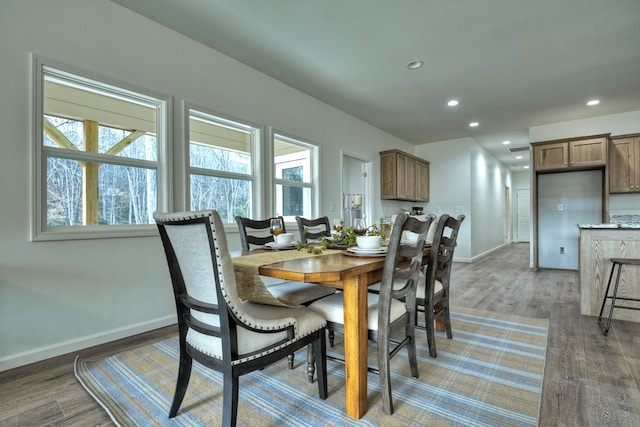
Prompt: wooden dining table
<box><xmin>231</xmin><ymin>244</ymin><xmax>430</xmax><ymax>419</ymax></box>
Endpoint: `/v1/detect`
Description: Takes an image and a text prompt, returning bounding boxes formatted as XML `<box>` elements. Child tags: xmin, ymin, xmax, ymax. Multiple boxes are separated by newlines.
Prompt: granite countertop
<box><xmin>579</xmin><ymin>214</ymin><xmax>640</xmax><ymax>229</ymax></box>
<box><xmin>578</xmin><ymin>224</ymin><xmax>640</xmax><ymax>229</ymax></box>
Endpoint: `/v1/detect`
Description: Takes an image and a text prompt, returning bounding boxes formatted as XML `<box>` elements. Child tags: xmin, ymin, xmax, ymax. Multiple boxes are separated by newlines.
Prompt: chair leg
<box><xmin>313</xmin><ymin>333</ymin><xmax>328</xmax><ymax>399</ymax></box>
<box><xmin>306</xmin><ymin>344</ymin><xmax>315</xmax><ymax>383</ymax></box>
<box><xmin>169</xmin><ymin>351</ymin><xmax>193</xmax><ymax>417</ymax></box>
<box><xmin>406</xmin><ymin>324</ymin><xmax>419</xmax><ymax>378</ymax></box>
<box><xmin>425</xmin><ymin>307</ymin><xmax>438</xmax><ymax>358</ymax></box>
<box><xmin>222</xmin><ymin>373</ymin><xmax>239</xmax><ymax>427</ymax></box>
<box><xmin>443</xmin><ymin>298</ymin><xmax>453</xmax><ymax>339</ymax></box>
<box><xmin>287</xmin><ymin>353</ymin><xmax>294</xmax><ymax>369</ymax></box>
<box><xmin>377</xmin><ymin>335</ymin><xmax>394</xmax><ymax>415</ymax></box>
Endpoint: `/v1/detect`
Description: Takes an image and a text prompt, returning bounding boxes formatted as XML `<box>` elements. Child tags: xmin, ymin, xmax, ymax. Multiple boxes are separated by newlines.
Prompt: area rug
<box><xmin>75</xmin><ymin>306</ymin><xmax>548</xmax><ymax>427</ymax></box>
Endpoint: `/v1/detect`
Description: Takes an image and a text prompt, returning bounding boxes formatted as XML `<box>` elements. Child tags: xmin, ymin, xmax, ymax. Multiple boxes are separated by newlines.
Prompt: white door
<box><xmin>517</xmin><ymin>189</ymin><xmax>530</xmax><ymax>242</ymax></box>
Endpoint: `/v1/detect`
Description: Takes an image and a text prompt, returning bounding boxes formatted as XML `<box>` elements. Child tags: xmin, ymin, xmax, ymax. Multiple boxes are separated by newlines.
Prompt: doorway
<box><xmin>341</xmin><ymin>152</ymin><xmax>371</xmax><ymax>228</ymax></box>
<box><xmin>505</xmin><ymin>186</ymin><xmax>511</xmax><ymax>244</ymax></box>
<box><xmin>517</xmin><ymin>189</ymin><xmax>530</xmax><ymax>242</ymax></box>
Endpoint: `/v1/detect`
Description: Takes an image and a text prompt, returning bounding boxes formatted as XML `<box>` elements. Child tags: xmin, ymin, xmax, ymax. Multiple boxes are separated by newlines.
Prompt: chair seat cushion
<box><xmin>267</xmin><ymin>281</ymin><xmax>336</xmax><ymax>305</ymax></box>
<box><xmin>309</xmin><ymin>292</ymin><xmax>407</xmax><ymax>331</ymax></box>
<box><xmin>416</xmin><ymin>276</ymin><xmax>443</xmax><ymax>301</ymax></box>
<box><xmin>188</xmin><ymin>302</ymin><xmax>326</xmax><ymax>363</ymax></box>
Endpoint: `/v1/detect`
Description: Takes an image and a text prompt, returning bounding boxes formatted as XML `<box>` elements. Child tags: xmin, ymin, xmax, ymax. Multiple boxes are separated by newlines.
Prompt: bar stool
<box><xmin>597</xmin><ymin>257</ymin><xmax>640</xmax><ymax>335</ymax></box>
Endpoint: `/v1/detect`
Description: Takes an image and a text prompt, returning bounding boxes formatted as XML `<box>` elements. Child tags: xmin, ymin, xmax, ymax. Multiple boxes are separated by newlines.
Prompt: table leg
<box><xmin>342</xmin><ymin>274</ymin><xmax>369</xmax><ymax>418</ymax></box>
<box><xmin>435</xmin><ymin>302</ymin><xmax>445</xmax><ymax>332</ymax></box>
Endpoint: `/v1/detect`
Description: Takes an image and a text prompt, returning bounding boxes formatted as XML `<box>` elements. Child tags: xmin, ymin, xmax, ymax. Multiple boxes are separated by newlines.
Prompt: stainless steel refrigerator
<box><xmin>537</xmin><ymin>170</ymin><xmax>602</xmax><ymax>270</ymax></box>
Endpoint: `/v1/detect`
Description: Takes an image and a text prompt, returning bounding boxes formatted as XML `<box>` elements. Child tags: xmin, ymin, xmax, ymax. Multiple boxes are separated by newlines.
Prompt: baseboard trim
<box><xmin>0</xmin><ymin>315</ymin><xmax>176</xmax><ymax>372</ymax></box>
<box><xmin>471</xmin><ymin>243</ymin><xmax>507</xmax><ymax>263</ymax></box>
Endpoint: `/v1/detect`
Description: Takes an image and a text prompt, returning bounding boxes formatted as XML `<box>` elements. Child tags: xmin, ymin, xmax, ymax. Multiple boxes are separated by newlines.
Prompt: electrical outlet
<box><xmin>329</xmin><ymin>202</ymin><xmax>335</xmax><ymax>212</ymax></box>
<box><xmin>560</xmin><ymin>246</ymin><xmax>565</xmax><ymax>255</ymax></box>
<box><xmin>557</xmin><ymin>204</ymin><xmax>563</xmax><ymax>211</ymax></box>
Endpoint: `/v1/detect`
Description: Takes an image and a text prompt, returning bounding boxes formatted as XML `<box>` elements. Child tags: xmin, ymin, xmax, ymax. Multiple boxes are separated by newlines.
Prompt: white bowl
<box><xmin>274</xmin><ymin>232</ymin><xmax>294</xmax><ymax>247</ymax></box>
<box><xmin>356</xmin><ymin>235</ymin><xmax>382</xmax><ymax>249</ymax></box>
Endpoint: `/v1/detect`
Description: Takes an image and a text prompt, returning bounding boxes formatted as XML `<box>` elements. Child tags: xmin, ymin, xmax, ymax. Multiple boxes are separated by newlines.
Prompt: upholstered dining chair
<box><xmin>308</xmin><ymin>213</ymin><xmax>430</xmax><ymax>415</ymax></box>
<box><xmin>235</xmin><ymin>215</ymin><xmax>285</xmax><ymax>250</ymax></box>
<box><xmin>295</xmin><ymin>216</ymin><xmax>331</xmax><ymax>244</ymax></box>
<box><xmin>155</xmin><ymin>210</ymin><xmax>328</xmax><ymax>427</ymax></box>
<box><xmin>417</xmin><ymin>214</ymin><xmax>465</xmax><ymax>358</ymax></box>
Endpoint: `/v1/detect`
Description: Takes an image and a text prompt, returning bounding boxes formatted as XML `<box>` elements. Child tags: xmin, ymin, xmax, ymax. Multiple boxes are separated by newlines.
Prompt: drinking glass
<box><xmin>333</xmin><ymin>218</ymin><xmax>344</xmax><ymax>233</ymax></box>
<box><xmin>270</xmin><ymin>218</ymin><xmax>284</xmax><ymax>237</ymax></box>
<box><xmin>353</xmin><ymin>218</ymin><xmax>367</xmax><ymax>236</ymax></box>
<box><xmin>379</xmin><ymin>217</ymin><xmax>391</xmax><ymax>246</ymax></box>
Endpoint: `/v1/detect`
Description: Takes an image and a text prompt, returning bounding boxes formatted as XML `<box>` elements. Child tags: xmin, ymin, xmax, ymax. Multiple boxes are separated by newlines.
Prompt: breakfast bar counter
<box><xmin>579</xmin><ymin>224</ymin><xmax>640</xmax><ymax>323</ymax></box>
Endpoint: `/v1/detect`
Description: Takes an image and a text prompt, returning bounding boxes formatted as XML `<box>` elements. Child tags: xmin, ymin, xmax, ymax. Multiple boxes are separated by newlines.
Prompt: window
<box><xmin>273</xmin><ymin>133</ymin><xmax>317</xmax><ymax>221</ymax></box>
<box><xmin>33</xmin><ymin>57</ymin><xmax>169</xmax><ymax>240</ymax></box>
<box><xmin>188</xmin><ymin>108</ymin><xmax>260</xmax><ymax>223</ymax></box>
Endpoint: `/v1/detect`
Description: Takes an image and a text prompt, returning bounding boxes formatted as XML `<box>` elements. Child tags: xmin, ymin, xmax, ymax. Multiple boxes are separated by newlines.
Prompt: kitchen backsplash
<box><xmin>610</xmin><ymin>215</ymin><xmax>640</xmax><ymax>224</ymax></box>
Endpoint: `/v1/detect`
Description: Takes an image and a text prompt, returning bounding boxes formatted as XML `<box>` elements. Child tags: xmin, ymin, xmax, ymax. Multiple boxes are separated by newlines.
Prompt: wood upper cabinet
<box><xmin>609</xmin><ymin>135</ymin><xmax>640</xmax><ymax>193</ymax></box>
<box><xmin>380</xmin><ymin>149</ymin><xmax>429</xmax><ymax>202</ymax></box>
<box><xmin>415</xmin><ymin>159</ymin><xmax>430</xmax><ymax>201</ymax></box>
<box><xmin>533</xmin><ymin>134</ymin><xmax>608</xmax><ymax>172</ymax></box>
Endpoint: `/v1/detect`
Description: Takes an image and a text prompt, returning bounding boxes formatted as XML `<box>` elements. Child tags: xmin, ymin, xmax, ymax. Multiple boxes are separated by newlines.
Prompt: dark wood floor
<box><xmin>1</xmin><ymin>243</ymin><xmax>638</xmax><ymax>426</ymax></box>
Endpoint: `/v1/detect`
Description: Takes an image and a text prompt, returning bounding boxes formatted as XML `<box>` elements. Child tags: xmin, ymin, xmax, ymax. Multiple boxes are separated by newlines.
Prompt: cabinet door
<box><xmin>534</xmin><ymin>142</ymin><xmax>568</xmax><ymax>170</ymax></box>
<box><xmin>380</xmin><ymin>152</ymin><xmax>398</xmax><ymax>199</ymax></box>
<box><xmin>415</xmin><ymin>160</ymin><xmax>430</xmax><ymax>202</ymax></box>
<box><xmin>400</xmin><ymin>155</ymin><xmax>417</xmax><ymax>200</ymax></box>
<box><xmin>634</xmin><ymin>139</ymin><xmax>640</xmax><ymax>192</ymax></box>
<box><xmin>570</xmin><ymin>137</ymin><xmax>607</xmax><ymax>167</ymax></box>
<box><xmin>609</xmin><ymin>138</ymin><xmax>634</xmax><ymax>193</ymax></box>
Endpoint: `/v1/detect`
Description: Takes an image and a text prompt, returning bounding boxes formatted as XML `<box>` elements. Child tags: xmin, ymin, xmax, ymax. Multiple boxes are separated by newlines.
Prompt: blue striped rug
<box><xmin>75</xmin><ymin>306</ymin><xmax>548</xmax><ymax>426</ymax></box>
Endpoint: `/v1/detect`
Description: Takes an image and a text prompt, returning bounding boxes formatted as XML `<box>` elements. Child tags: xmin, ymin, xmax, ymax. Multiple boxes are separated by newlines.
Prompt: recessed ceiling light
<box><xmin>587</xmin><ymin>99</ymin><xmax>600</xmax><ymax>106</ymax></box>
<box><xmin>469</xmin><ymin>121</ymin><xmax>479</xmax><ymax>127</ymax></box>
<box><xmin>516</xmin><ymin>155</ymin><xmax>523</xmax><ymax>159</ymax></box>
<box><xmin>447</xmin><ymin>99</ymin><xmax>459</xmax><ymax>107</ymax></box>
<box><xmin>407</xmin><ymin>60</ymin><xmax>424</xmax><ymax>70</ymax></box>
<box><xmin>524</xmin><ymin>165</ymin><xmax>530</xmax><ymax>169</ymax></box>
<box><xmin>502</xmin><ymin>140</ymin><xmax>511</xmax><ymax>145</ymax></box>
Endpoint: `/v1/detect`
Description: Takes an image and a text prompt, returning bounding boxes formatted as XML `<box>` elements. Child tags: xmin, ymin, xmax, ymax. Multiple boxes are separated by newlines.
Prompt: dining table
<box><xmin>231</xmin><ymin>245</ymin><xmax>430</xmax><ymax>419</ymax></box>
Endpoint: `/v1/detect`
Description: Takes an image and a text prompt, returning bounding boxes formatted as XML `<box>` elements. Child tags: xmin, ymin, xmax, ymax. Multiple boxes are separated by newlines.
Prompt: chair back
<box><xmin>235</xmin><ymin>216</ymin><xmax>286</xmax><ymax>250</ymax></box>
<box><xmin>155</xmin><ymin>210</ymin><xmax>238</xmax><ymax>362</ymax></box>
<box><xmin>425</xmin><ymin>214</ymin><xmax>465</xmax><ymax>298</ymax></box>
<box><xmin>378</xmin><ymin>213</ymin><xmax>432</xmax><ymax>330</ymax></box>
<box><xmin>295</xmin><ymin>216</ymin><xmax>331</xmax><ymax>243</ymax></box>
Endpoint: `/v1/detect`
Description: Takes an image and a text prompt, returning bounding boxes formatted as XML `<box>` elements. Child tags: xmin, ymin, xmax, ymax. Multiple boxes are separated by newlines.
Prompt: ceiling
<box><xmin>110</xmin><ymin>0</ymin><xmax>640</xmax><ymax>171</ymax></box>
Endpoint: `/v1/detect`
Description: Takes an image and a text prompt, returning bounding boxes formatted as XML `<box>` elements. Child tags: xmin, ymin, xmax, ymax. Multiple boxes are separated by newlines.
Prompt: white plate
<box><xmin>347</xmin><ymin>246</ymin><xmax>387</xmax><ymax>254</ymax></box>
<box><xmin>265</xmin><ymin>242</ymin><xmax>296</xmax><ymax>249</ymax></box>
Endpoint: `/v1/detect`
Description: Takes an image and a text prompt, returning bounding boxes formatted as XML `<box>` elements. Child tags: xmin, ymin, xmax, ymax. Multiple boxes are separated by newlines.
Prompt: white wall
<box><xmin>416</xmin><ymin>137</ymin><xmax>515</xmax><ymax>262</ymax></box>
<box><xmin>471</xmin><ymin>143</ymin><xmax>513</xmax><ymax>258</ymax></box>
<box><xmin>416</xmin><ymin>138</ymin><xmax>470</xmax><ymax>261</ymax></box>
<box><xmin>0</xmin><ymin>0</ymin><xmax>417</xmax><ymax>371</ymax></box>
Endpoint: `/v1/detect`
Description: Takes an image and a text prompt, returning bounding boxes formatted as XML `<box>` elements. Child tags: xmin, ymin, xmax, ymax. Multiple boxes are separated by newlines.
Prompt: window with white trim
<box><xmin>273</xmin><ymin>133</ymin><xmax>317</xmax><ymax>221</ymax></box>
<box><xmin>188</xmin><ymin>108</ymin><xmax>259</xmax><ymax>223</ymax></box>
<box><xmin>33</xmin><ymin>58</ymin><xmax>169</xmax><ymax>240</ymax></box>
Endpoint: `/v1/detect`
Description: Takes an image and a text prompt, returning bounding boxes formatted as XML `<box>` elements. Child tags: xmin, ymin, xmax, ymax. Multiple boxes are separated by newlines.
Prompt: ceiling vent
<box><xmin>508</xmin><ymin>146</ymin><xmax>529</xmax><ymax>153</ymax></box>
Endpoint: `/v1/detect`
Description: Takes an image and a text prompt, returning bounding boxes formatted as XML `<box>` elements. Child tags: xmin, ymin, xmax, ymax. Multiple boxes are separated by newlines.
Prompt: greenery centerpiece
<box><xmin>296</xmin><ymin>221</ymin><xmax>381</xmax><ymax>254</ymax></box>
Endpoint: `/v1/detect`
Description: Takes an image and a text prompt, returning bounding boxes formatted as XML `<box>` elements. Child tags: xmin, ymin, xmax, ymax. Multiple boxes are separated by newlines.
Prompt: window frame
<box><xmin>184</xmin><ymin>103</ymin><xmax>264</xmax><ymax>224</ymax></box>
<box><xmin>31</xmin><ymin>55</ymin><xmax>172</xmax><ymax>241</ymax></box>
<box><xmin>271</xmin><ymin>129</ymin><xmax>320</xmax><ymax>221</ymax></box>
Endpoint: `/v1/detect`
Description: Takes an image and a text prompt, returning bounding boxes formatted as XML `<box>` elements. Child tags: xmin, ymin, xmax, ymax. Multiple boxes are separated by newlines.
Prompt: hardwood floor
<box><xmin>1</xmin><ymin>243</ymin><xmax>638</xmax><ymax>426</ymax></box>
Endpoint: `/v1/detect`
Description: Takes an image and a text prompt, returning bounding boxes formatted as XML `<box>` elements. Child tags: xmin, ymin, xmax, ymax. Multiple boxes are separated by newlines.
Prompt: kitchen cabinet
<box><xmin>609</xmin><ymin>134</ymin><xmax>640</xmax><ymax>193</ymax></box>
<box><xmin>380</xmin><ymin>149</ymin><xmax>429</xmax><ymax>202</ymax></box>
<box><xmin>533</xmin><ymin>134</ymin><xmax>608</xmax><ymax>172</ymax></box>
